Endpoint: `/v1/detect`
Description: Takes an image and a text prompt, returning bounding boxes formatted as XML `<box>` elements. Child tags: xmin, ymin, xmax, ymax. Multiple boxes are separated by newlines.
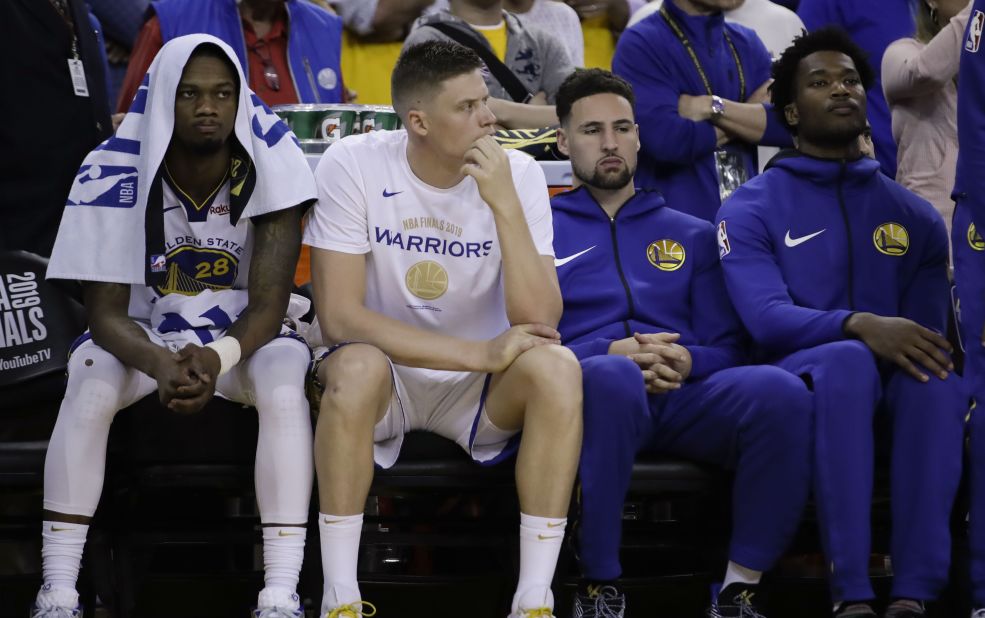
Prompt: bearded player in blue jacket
<box><xmin>552</xmin><ymin>68</ymin><xmax>813</xmax><ymax>618</ymax></box>
<box><xmin>717</xmin><ymin>29</ymin><xmax>965</xmax><ymax>618</ymax></box>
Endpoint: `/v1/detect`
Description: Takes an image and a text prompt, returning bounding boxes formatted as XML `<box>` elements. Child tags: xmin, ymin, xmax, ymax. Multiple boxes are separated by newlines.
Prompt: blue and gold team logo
<box><xmin>969</xmin><ymin>222</ymin><xmax>985</xmax><ymax>251</ymax></box>
<box><xmin>405</xmin><ymin>260</ymin><xmax>448</xmax><ymax>300</ymax></box>
<box><xmin>646</xmin><ymin>239</ymin><xmax>686</xmax><ymax>271</ymax></box>
<box><xmin>154</xmin><ymin>247</ymin><xmax>239</xmax><ymax>296</ymax></box>
<box><xmin>872</xmin><ymin>222</ymin><xmax>909</xmax><ymax>256</ymax></box>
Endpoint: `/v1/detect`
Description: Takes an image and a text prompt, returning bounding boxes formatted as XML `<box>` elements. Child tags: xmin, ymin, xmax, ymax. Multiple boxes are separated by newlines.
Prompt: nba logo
<box><xmin>967</xmin><ymin>10</ymin><xmax>984</xmax><ymax>53</ymax></box>
<box><xmin>717</xmin><ymin>220</ymin><xmax>731</xmax><ymax>258</ymax></box>
<box><xmin>150</xmin><ymin>254</ymin><xmax>167</xmax><ymax>273</ymax></box>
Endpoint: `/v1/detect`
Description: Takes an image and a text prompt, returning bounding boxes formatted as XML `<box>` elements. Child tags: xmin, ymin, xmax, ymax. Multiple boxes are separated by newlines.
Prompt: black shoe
<box><xmin>883</xmin><ymin>601</ymin><xmax>925</xmax><ymax>618</ymax></box>
<box><xmin>571</xmin><ymin>584</ymin><xmax>625</xmax><ymax>618</ymax></box>
<box><xmin>834</xmin><ymin>602</ymin><xmax>878</xmax><ymax>617</ymax></box>
<box><xmin>707</xmin><ymin>583</ymin><xmax>766</xmax><ymax>618</ymax></box>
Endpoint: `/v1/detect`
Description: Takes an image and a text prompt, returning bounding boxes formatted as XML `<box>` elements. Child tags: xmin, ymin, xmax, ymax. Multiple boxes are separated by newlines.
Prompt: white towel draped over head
<box><xmin>47</xmin><ymin>34</ymin><xmax>315</xmax><ymax>285</ymax></box>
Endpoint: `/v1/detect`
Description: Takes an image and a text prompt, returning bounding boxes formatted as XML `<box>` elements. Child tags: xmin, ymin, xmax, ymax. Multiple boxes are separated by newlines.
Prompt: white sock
<box><xmin>722</xmin><ymin>561</ymin><xmax>762</xmax><ymax>590</ymax></box>
<box><xmin>40</xmin><ymin>521</ymin><xmax>88</xmax><ymax>593</ymax></box>
<box><xmin>512</xmin><ymin>513</ymin><xmax>565</xmax><ymax>612</ymax></box>
<box><xmin>262</xmin><ymin>525</ymin><xmax>306</xmax><ymax>594</ymax></box>
<box><xmin>319</xmin><ymin>513</ymin><xmax>363</xmax><ymax>611</ymax></box>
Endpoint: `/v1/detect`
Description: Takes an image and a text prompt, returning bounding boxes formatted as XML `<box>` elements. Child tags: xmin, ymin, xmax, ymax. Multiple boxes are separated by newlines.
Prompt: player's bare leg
<box><xmin>485</xmin><ymin>344</ymin><xmax>583</xmax><ymax>617</ymax></box>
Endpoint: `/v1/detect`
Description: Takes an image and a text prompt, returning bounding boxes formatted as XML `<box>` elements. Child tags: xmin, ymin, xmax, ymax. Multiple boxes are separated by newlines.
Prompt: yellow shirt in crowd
<box><xmin>472</xmin><ymin>20</ymin><xmax>509</xmax><ymax>62</ymax></box>
<box><xmin>340</xmin><ymin>29</ymin><xmax>404</xmax><ymax>106</ymax></box>
<box><xmin>581</xmin><ymin>14</ymin><xmax>616</xmax><ymax>70</ymax></box>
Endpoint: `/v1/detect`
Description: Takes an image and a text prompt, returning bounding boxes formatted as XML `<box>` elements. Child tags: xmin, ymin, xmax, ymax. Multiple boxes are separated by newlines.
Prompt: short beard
<box><xmin>572</xmin><ymin>160</ymin><xmax>635</xmax><ymax>191</ymax></box>
<box><xmin>187</xmin><ymin>138</ymin><xmax>227</xmax><ymax>156</ymax></box>
<box><xmin>798</xmin><ymin>120</ymin><xmax>865</xmax><ymax>151</ymax></box>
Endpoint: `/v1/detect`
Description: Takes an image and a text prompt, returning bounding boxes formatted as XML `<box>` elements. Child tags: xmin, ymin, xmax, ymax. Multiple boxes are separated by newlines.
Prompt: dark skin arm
<box><xmin>844</xmin><ymin>312</ymin><xmax>954</xmax><ymax>383</ymax></box>
<box><xmin>362</xmin><ymin>0</ymin><xmax>435</xmax><ymax>42</ymax></box>
<box><xmin>173</xmin><ymin>205</ymin><xmax>304</xmax><ymax>412</ymax></box>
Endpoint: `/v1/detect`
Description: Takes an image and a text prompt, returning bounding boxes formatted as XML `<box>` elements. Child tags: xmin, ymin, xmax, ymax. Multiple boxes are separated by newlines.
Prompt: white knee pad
<box><xmin>63</xmin><ymin>346</ymin><xmax>128</xmax><ymax>426</ymax></box>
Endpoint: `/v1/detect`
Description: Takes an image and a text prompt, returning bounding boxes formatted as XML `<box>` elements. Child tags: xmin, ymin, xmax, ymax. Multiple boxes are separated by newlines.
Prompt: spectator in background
<box><xmin>332</xmin><ymin>0</ymin><xmax>435</xmax><ymax>105</ymax></box>
<box><xmin>883</xmin><ymin>0</ymin><xmax>971</xmax><ymax>236</ymax></box>
<box><xmin>117</xmin><ymin>0</ymin><xmax>344</xmax><ymax>111</ymax></box>
<box><xmin>567</xmin><ymin>0</ymin><xmax>641</xmax><ymax>68</ymax></box>
<box><xmin>405</xmin><ymin>0</ymin><xmax>574</xmax><ymax>128</ymax></box>
<box><xmin>0</xmin><ymin>0</ymin><xmax>112</xmax><ymax>257</ymax></box>
<box><xmin>797</xmin><ymin>0</ymin><xmax>914</xmax><ymax>178</ymax></box>
<box><xmin>628</xmin><ymin>0</ymin><xmax>805</xmax><ymax>173</ymax></box>
<box><xmin>429</xmin><ymin>0</ymin><xmax>586</xmax><ymax>66</ymax></box>
<box><xmin>613</xmin><ymin>0</ymin><xmax>793</xmax><ymax>223</ymax></box>
<box><xmin>88</xmin><ymin>0</ymin><xmax>150</xmax><ymax>104</ymax></box>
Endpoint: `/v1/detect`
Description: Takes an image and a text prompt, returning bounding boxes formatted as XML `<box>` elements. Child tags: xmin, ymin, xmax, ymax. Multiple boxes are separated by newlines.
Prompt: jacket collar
<box><xmin>768</xmin><ymin>150</ymin><xmax>883</xmax><ymax>189</ymax></box>
<box><xmin>662</xmin><ymin>0</ymin><xmax>727</xmax><ymax>52</ymax></box>
<box><xmin>552</xmin><ymin>185</ymin><xmax>666</xmax><ymax>220</ymax></box>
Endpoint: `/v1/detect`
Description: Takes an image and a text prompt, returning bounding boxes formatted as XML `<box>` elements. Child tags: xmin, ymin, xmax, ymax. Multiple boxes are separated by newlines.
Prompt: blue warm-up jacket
<box><xmin>716</xmin><ymin>153</ymin><xmax>950</xmax><ymax>359</ymax></box>
<box><xmin>612</xmin><ymin>0</ymin><xmax>791</xmax><ymax>223</ymax></box>
<box><xmin>552</xmin><ymin>186</ymin><xmax>745</xmax><ymax>379</ymax></box>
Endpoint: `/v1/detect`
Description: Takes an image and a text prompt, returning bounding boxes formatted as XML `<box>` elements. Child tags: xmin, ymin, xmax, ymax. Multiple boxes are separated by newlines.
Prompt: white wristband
<box><xmin>204</xmin><ymin>336</ymin><xmax>242</xmax><ymax>376</ymax></box>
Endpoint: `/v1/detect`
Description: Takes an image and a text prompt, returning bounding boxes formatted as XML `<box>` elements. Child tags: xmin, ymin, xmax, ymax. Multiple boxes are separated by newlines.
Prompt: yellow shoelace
<box><xmin>519</xmin><ymin>609</ymin><xmax>554</xmax><ymax>618</ymax></box>
<box><xmin>326</xmin><ymin>601</ymin><xmax>377</xmax><ymax>618</ymax></box>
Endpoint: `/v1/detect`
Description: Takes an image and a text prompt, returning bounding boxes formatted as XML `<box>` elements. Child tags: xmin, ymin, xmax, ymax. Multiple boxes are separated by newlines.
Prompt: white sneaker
<box><xmin>322</xmin><ymin>585</ymin><xmax>376</xmax><ymax>618</ymax></box>
<box><xmin>508</xmin><ymin>587</ymin><xmax>556</xmax><ymax>618</ymax></box>
<box><xmin>253</xmin><ymin>586</ymin><xmax>302</xmax><ymax>618</ymax></box>
<box><xmin>31</xmin><ymin>585</ymin><xmax>81</xmax><ymax>618</ymax></box>
<box><xmin>971</xmin><ymin>610</ymin><xmax>985</xmax><ymax>618</ymax></box>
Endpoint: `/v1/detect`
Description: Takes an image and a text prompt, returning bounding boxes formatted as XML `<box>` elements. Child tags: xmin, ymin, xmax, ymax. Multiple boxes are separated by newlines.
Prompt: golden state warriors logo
<box><xmin>647</xmin><ymin>239</ymin><xmax>686</xmax><ymax>272</ymax></box>
<box><xmin>872</xmin><ymin>222</ymin><xmax>909</xmax><ymax>256</ymax></box>
<box><xmin>155</xmin><ymin>247</ymin><xmax>239</xmax><ymax>296</ymax></box>
<box><xmin>405</xmin><ymin>260</ymin><xmax>448</xmax><ymax>300</ymax></box>
<box><xmin>969</xmin><ymin>222</ymin><xmax>985</xmax><ymax>251</ymax></box>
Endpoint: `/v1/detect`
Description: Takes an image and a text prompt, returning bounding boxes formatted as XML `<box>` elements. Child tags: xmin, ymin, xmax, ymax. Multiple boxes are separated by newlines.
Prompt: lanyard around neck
<box><xmin>659</xmin><ymin>5</ymin><xmax>746</xmax><ymax>101</ymax></box>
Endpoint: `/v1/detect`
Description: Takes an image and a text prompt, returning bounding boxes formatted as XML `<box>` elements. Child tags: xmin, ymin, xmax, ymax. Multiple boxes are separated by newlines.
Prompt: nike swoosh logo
<box><xmin>162</xmin><ymin>206</ymin><xmax>182</xmax><ymax>213</ymax></box>
<box><xmin>323</xmin><ymin>518</ymin><xmax>344</xmax><ymax>525</ymax></box>
<box><xmin>546</xmin><ymin>521</ymin><xmax>564</xmax><ymax>528</ymax></box>
<box><xmin>50</xmin><ymin>526</ymin><xmax>74</xmax><ymax>532</ymax></box>
<box><xmin>784</xmin><ymin>228</ymin><xmax>826</xmax><ymax>248</ymax></box>
<box><xmin>278</xmin><ymin>530</ymin><xmax>302</xmax><ymax>537</ymax></box>
<box><xmin>537</xmin><ymin>534</ymin><xmax>561</xmax><ymax>541</ymax></box>
<box><xmin>382</xmin><ymin>188</ymin><xmax>403</xmax><ymax>198</ymax></box>
<box><xmin>554</xmin><ymin>246</ymin><xmax>597</xmax><ymax>267</ymax></box>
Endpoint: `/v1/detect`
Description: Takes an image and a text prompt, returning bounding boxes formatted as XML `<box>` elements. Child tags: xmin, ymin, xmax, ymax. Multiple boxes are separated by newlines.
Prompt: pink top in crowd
<box><xmin>882</xmin><ymin>3</ymin><xmax>971</xmax><ymax>233</ymax></box>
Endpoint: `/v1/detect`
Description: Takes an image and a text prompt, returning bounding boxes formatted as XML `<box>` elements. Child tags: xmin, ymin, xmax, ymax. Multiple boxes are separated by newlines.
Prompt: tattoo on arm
<box><xmin>227</xmin><ymin>204</ymin><xmax>304</xmax><ymax>357</ymax></box>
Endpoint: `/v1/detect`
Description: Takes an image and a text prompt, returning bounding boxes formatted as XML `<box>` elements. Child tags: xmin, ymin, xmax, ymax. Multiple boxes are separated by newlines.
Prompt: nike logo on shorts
<box><xmin>554</xmin><ymin>246</ymin><xmax>597</xmax><ymax>267</ymax></box>
<box><xmin>382</xmin><ymin>188</ymin><xmax>403</xmax><ymax>198</ymax></box>
<box><xmin>278</xmin><ymin>530</ymin><xmax>302</xmax><ymax>537</ymax></box>
<box><xmin>784</xmin><ymin>229</ymin><xmax>826</xmax><ymax>248</ymax></box>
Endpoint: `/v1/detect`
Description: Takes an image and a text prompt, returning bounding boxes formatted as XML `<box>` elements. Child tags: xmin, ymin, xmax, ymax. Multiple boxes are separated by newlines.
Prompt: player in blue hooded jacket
<box><xmin>951</xmin><ymin>2</ymin><xmax>985</xmax><ymax>617</ymax></box>
<box><xmin>717</xmin><ymin>29</ymin><xmax>966</xmax><ymax>618</ymax></box>
<box><xmin>551</xmin><ymin>68</ymin><xmax>813</xmax><ymax>618</ymax></box>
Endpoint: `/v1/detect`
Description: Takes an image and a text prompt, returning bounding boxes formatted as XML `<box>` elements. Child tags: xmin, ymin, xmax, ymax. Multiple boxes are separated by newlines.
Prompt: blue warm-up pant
<box><xmin>774</xmin><ymin>340</ymin><xmax>965</xmax><ymax>603</ymax></box>
<box><xmin>953</xmin><ymin>202</ymin><xmax>985</xmax><ymax>606</ymax></box>
<box><xmin>577</xmin><ymin>355</ymin><xmax>813</xmax><ymax>582</ymax></box>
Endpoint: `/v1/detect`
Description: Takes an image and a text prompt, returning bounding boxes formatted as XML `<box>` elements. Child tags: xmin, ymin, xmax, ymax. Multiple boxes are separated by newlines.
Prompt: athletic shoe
<box><xmin>971</xmin><ymin>609</ymin><xmax>985</xmax><ymax>618</ymax></box>
<box><xmin>253</xmin><ymin>587</ymin><xmax>303</xmax><ymax>618</ymax></box>
<box><xmin>572</xmin><ymin>584</ymin><xmax>626</xmax><ymax>618</ymax></box>
<box><xmin>883</xmin><ymin>601</ymin><xmax>925</xmax><ymax>618</ymax></box>
<box><xmin>834</xmin><ymin>603</ymin><xmax>878</xmax><ymax>617</ymax></box>
<box><xmin>324</xmin><ymin>601</ymin><xmax>377</xmax><ymax>618</ymax></box>
<box><xmin>31</xmin><ymin>586</ymin><xmax>82</xmax><ymax>618</ymax></box>
<box><xmin>707</xmin><ymin>583</ymin><xmax>766</xmax><ymax>618</ymax></box>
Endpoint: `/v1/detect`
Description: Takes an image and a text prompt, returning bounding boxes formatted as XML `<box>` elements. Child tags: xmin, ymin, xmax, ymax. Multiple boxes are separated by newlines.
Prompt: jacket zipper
<box><xmin>607</xmin><ymin>212</ymin><xmax>637</xmax><ymax>337</ymax></box>
<box><xmin>835</xmin><ymin>161</ymin><xmax>855</xmax><ymax>310</ymax></box>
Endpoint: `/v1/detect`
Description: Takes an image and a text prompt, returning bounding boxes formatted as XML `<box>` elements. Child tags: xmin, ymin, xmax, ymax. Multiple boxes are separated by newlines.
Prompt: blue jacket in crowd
<box><xmin>612</xmin><ymin>0</ymin><xmax>789</xmax><ymax>223</ymax></box>
<box><xmin>716</xmin><ymin>153</ymin><xmax>950</xmax><ymax>359</ymax></box>
<box><xmin>153</xmin><ymin>0</ymin><xmax>343</xmax><ymax>104</ymax></box>
<box><xmin>552</xmin><ymin>186</ymin><xmax>745</xmax><ymax>379</ymax></box>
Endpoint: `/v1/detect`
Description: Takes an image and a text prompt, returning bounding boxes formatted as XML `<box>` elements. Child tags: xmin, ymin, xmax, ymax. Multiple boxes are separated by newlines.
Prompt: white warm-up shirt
<box><xmin>303</xmin><ymin>129</ymin><xmax>554</xmax><ymax>341</ymax></box>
